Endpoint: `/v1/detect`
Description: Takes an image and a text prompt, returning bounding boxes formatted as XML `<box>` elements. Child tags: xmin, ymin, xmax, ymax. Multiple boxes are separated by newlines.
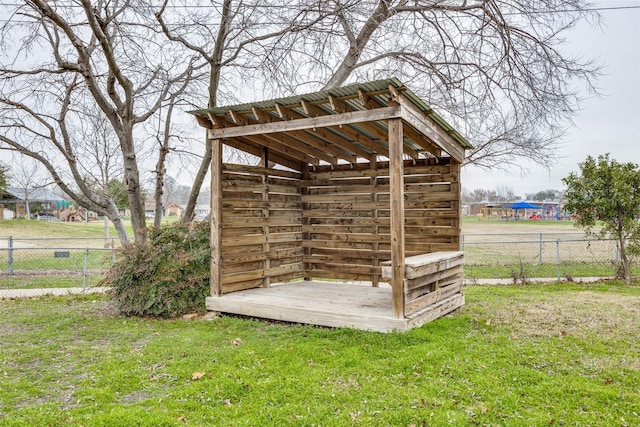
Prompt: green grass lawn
<box><xmin>1</xmin><ymin>281</ymin><xmax>638</xmax><ymax>426</ymax></box>
<box><xmin>0</xmin><ymin>274</ymin><xmax>103</xmax><ymax>289</ymax></box>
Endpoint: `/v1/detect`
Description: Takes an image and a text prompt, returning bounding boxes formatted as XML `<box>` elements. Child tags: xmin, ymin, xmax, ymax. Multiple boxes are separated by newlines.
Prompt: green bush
<box><xmin>101</xmin><ymin>221</ymin><xmax>210</xmax><ymax>318</ymax></box>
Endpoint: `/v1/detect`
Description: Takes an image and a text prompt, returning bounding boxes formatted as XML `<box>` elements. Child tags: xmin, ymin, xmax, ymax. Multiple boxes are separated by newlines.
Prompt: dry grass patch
<box><xmin>473</xmin><ymin>288</ymin><xmax>640</xmax><ymax>339</ymax></box>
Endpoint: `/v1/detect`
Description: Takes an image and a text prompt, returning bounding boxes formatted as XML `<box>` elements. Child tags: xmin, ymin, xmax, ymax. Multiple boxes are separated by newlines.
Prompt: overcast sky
<box><xmin>462</xmin><ymin>1</ymin><xmax>640</xmax><ymax>197</ymax></box>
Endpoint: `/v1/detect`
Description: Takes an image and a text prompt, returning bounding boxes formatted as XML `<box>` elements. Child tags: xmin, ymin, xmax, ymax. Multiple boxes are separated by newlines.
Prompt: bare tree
<box><xmin>495</xmin><ymin>184</ymin><xmax>516</xmax><ymax>202</ymax></box>
<box><xmin>73</xmin><ymin>112</ymin><xmax>128</xmax><ymax>242</ymax></box>
<box><xmin>10</xmin><ymin>157</ymin><xmax>43</xmax><ymax>220</ymax></box>
<box><xmin>155</xmin><ymin>0</ymin><xmax>330</xmax><ymax>222</ymax></box>
<box><xmin>0</xmin><ymin>0</ymin><xmax>201</xmax><ymax>242</ymax></box>
<box><xmin>256</xmin><ymin>0</ymin><xmax>600</xmax><ymax>168</ymax></box>
<box><xmin>170</xmin><ymin>0</ymin><xmax>600</xmax><ymax>220</ymax></box>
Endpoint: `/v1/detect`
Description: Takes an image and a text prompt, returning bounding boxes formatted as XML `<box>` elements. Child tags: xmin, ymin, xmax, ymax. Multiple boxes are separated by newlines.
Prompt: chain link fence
<box><xmin>462</xmin><ymin>232</ymin><xmax>634</xmax><ymax>281</ymax></box>
<box><xmin>1</xmin><ymin>233</ymin><xmax>635</xmax><ymax>296</ymax></box>
<box><xmin>0</xmin><ymin>237</ymin><xmax>118</xmax><ymax>296</ymax></box>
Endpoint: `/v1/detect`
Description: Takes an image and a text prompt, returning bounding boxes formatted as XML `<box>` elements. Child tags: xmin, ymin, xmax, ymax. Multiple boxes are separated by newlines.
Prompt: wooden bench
<box><xmin>382</xmin><ymin>251</ymin><xmax>464</xmax><ymax>317</ymax></box>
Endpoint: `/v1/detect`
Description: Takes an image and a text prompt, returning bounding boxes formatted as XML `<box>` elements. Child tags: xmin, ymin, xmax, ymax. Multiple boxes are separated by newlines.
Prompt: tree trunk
<box><xmin>102</xmin><ymin>199</ymin><xmax>128</xmax><ymax>245</ymax></box>
<box><xmin>618</xmin><ymin>237</ymin><xmax>631</xmax><ymax>285</ymax></box>
<box><xmin>121</xmin><ymin>126</ymin><xmax>147</xmax><ymax>242</ymax></box>
<box><xmin>181</xmin><ymin>142</ymin><xmax>211</xmax><ymax>223</ymax></box>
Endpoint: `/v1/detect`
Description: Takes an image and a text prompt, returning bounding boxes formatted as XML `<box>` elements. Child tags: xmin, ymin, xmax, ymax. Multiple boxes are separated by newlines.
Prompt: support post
<box><xmin>302</xmin><ymin>164</ymin><xmax>312</xmax><ymax>281</ymax></box>
<box><xmin>210</xmin><ymin>138</ymin><xmax>223</xmax><ymax>297</ymax></box>
<box><xmin>388</xmin><ymin>118</ymin><xmax>405</xmax><ymax>319</ymax></box>
<box><xmin>450</xmin><ymin>159</ymin><xmax>462</xmax><ymax>250</ymax></box>
<box><xmin>83</xmin><ymin>248</ymin><xmax>89</xmax><ymax>292</ymax></box>
<box><xmin>260</xmin><ymin>147</ymin><xmax>271</xmax><ymax>288</ymax></box>
<box><xmin>8</xmin><ymin>236</ymin><xmax>13</xmax><ymax>275</ymax></box>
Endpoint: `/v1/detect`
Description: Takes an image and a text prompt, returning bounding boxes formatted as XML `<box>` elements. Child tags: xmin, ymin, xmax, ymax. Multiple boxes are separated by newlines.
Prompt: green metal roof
<box><xmin>190</xmin><ymin>78</ymin><xmax>472</xmax><ymax>150</ymax></box>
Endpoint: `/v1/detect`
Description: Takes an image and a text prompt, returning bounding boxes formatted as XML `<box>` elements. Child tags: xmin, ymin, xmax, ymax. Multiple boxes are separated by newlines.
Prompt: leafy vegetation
<box><xmin>563</xmin><ymin>154</ymin><xmax>640</xmax><ymax>283</ymax></box>
<box><xmin>0</xmin><ymin>161</ymin><xmax>8</xmax><ymax>196</ymax></box>
<box><xmin>0</xmin><ymin>282</ymin><xmax>638</xmax><ymax>426</ymax></box>
<box><xmin>101</xmin><ymin>221</ymin><xmax>210</xmax><ymax>318</ymax></box>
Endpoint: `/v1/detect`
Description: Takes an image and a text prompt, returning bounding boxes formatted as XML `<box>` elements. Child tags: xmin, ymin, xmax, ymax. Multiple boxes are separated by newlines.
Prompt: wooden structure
<box><xmin>190</xmin><ymin>78</ymin><xmax>472</xmax><ymax>332</ymax></box>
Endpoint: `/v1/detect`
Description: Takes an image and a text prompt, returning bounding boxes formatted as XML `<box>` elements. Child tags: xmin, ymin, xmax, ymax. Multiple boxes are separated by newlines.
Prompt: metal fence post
<box><xmin>539</xmin><ymin>232</ymin><xmax>543</xmax><ymax>265</ymax></box>
<box><xmin>556</xmin><ymin>240</ymin><xmax>561</xmax><ymax>280</ymax></box>
<box><xmin>8</xmin><ymin>235</ymin><xmax>13</xmax><ymax>275</ymax></box>
<box><xmin>83</xmin><ymin>247</ymin><xmax>89</xmax><ymax>292</ymax></box>
<box><xmin>461</xmin><ymin>234</ymin><xmax>465</xmax><ymax>251</ymax></box>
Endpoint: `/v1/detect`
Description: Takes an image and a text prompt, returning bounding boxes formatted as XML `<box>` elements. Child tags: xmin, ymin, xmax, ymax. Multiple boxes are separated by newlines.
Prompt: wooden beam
<box><xmin>208</xmin><ymin>112</ymin><xmax>224</xmax><ymax>128</ymax></box>
<box><xmin>399</xmin><ymin>105</ymin><xmax>465</xmax><ymax>162</ymax></box>
<box><xmin>403</xmin><ymin>123</ymin><xmax>442</xmax><ymax>158</ymax></box>
<box><xmin>242</xmin><ymin>134</ymin><xmax>320</xmax><ymax>166</ymax></box>
<box><xmin>387</xmin><ymin>85</ymin><xmax>466</xmax><ymax>162</ymax></box>
<box><xmin>195</xmin><ymin>115</ymin><xmax>213</xmax><ymax>129</ymax></box>
<box><xmin>210</xmin><ymin>138</ymin><xmax>223</xmax><ymax>297</ymax></box>
<box><xmin>299</xmin><ymin>99</ymin><xmax>380</xmax><ymax>158</ymax></box>
<box><xmin>327</xmin><ymin>95</ymin><xmax>419</xmax><ymax>159</ymax></box>
<box><xmin>209</xmin><ymin>115</ymin><xmax>320</xmax><ymax>166</ymax></box>
<box><xmin>388</xmin><ymin>118</ymin><xmax>405</xmax><ymax>319</ymax></box>
<box><xmin>222</xmin><ymin>136</ymin><xmax>304</xmax><ymax>171</ymax></box>
<box><xmin>209</xmin><ymin>106</ymin><xmax>402</xmax><ymax>139</ymax></box>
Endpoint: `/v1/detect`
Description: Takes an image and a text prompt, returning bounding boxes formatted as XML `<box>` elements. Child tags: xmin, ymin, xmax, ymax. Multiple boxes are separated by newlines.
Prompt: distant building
<box><xmin>165</xmin><ymin>204</ymin><xmax>182</xmax><ymax>217</ymax></box>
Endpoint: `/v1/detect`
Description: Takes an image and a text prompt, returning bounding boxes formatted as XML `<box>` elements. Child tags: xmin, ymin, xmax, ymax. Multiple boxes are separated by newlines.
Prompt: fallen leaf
<box><xmin>223</xmin><ymin>399</ymin><xmax>232</xmax><ymax>406</ymax></box>
<box><xmin>510</xmin><ymin>333</ymin><xmax>519</xmax><ymax>340</ymax></box>
<box><xmin>192</xmin><ymin>371</ymin><xmax>206</xmax><ymax>380</ymax></box>
<box><xmin>605</xmin><ymin>378</ymin><xmax>614</xmax><ymax>385</ymax></box>
<box><xmin>176</xmin><ymin>414</ymin><xmax>186</xmax><ymax>423</ymax></box>
<box><xmin>485</xmin><ymin>319</ymin><xmax>491</xmax><ymax>326</ymax></box>
<box><xmin>232</xmin><ymin>337</ymin><xmax>244</xmax><ymax>346</ymax></box>
<box><xmin>479</xmin><ymin>405</ymin><xmax>487</xmax><ymax>414</ymax></box>
<box><xmin>412</xmin><ymin>371</ymin><xmax>421</xmax><ymax>377</ymax></box>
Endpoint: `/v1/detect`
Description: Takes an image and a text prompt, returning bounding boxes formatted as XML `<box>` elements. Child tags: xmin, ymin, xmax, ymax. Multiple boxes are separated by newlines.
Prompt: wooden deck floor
<box><xmin>205</xmin><ymin>281</ymin><xmax>464</xmax><ymax>333</ymax></box>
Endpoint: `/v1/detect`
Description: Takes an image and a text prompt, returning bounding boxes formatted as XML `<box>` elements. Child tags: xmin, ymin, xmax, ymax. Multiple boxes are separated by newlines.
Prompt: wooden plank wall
<box><xmin>219</xmin><ymin>164</ymin><xmax>304</xmax><ymax>294</ymax></box>
<box><xmin>303</xmin><ymin>158</ymin><xmax>461</xmax><ymax>283</ymax></box>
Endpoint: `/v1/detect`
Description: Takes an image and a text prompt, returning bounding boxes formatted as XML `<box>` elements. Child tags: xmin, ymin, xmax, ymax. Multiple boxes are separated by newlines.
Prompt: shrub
<box><xmin>101</xmin><ymin>221</ymin><xmax>210</xmax><ymax>318</ymax></box>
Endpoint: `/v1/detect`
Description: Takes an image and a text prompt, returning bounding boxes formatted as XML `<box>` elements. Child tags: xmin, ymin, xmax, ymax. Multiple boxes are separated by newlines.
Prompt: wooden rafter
<box><xmin>280</xmin><ymin>101</ymin><xmax>374</xmax><ymax>160</ymax></box>
<box><xmin>251</xmin><ymin>107</ymin><xmax>354</xmax><ymax>164</ymax></box>
<box><xmin>327</xmin><ymin>95</ymin><xmax>420</xmax><ymax>159</ymax></box>
<box><xmin>208</xmin><ymin>106</ymin><xmax>402</xmax><ymax>140</ymax></box>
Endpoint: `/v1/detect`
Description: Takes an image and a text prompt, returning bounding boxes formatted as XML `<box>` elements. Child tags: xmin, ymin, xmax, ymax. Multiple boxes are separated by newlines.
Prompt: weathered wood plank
<box><xmin>222</xmin><ymin>200</ymin><xmax>302</xmax><ymax>209</ymax></box>
<box><xmin>405</xmin><ymin>280</ymin><xmax>463</xmax><ymax>314</ymax></box>
<box><xmin>222</xmin><ymin>247</ymin><xmax>304</xmax><ymax>264</ymax></box>
<box><xmin>205</xmin><ymin>281</ymin><xmax>464</xmax><ymax>332</ymax></box>
<box><xmin>222</xmin><ymin>262</ymin><xmax>305</xmax><ymax>284</ymax></box>
<box><xmin>308</xmin><ymin>232</ymin><xmax>390</xmax><ymax>243</ymax></box>
<box><xmin>222</xmin><ymin>181</ymin><xmax>301</xmax><ymax>194</ymax></box>
<box><xmin>223</xmin><ymin>216</ymin><xmax>302</xmax><ymax>227</ymax></box>
<box><xmin>404</xmin><ymin>251</ymin><xmax>464</xmax><ymax>279</ymax></box>
<box><xmin>405</xmin><ymin>271</ymin><xmax>464</xmax><ymax>301</ymax></box>
<box><xmin>222</xmin><ymin>232</ymin><xmax>303</xmax><ymax>246</ymax></box>
<box><xmin>223</xmin><ymin>163</ymin><xmax>302</xmax><ymax>179</ymax></box>
<box><xmin>309</xmin><ymin>246</ymin><xmax>391</xmax><ymax>259</ymax></box>
<box><xmin>304</xmin><ymin>269</ymin><xmax>378</xmax><ymax>282</ymax></box>
<box><xmin>209</xmin><ymin>106</ymin><xmax>401</xmax><ymax>139</ymax></box>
